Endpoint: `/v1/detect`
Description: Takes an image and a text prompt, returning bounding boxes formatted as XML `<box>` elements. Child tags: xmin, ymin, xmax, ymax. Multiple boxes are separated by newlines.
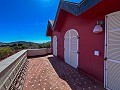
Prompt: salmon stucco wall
<box><xmin>52</xmin><ymin>13</ymin><xmax>105</xmax><ymax>82</ymax></box>
<box><xmin>60</xmin><ymin>15</ymin><xmax>104</xmax><ymax>82</ymax></box>
<box><xmin>52</xmin><ymin>0</ymin><xmax>120</xmax><ymax>82</ymax></box>
<box><xmin>52</xmin><ymin>31</ymin><xmax>64</xmax><ymax>60</ymax></box>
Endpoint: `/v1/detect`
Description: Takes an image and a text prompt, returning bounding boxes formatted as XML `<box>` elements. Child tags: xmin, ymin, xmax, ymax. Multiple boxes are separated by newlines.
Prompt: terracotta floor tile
<box><xmin>23</xmin><ymin>55</ymin><xmax>104</xmax><ymax>90</ymax></box>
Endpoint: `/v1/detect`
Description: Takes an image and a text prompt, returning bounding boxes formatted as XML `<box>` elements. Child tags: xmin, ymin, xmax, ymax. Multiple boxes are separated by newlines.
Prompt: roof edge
<box><xmin>46</xmin><ymin>20</ymin><xmax>54</xmax><ymax>36</ymax></box>
<box><xmin>47</xmin><ymin>0</ymin><xmax>102</xmax><ymax>31</ymax></box>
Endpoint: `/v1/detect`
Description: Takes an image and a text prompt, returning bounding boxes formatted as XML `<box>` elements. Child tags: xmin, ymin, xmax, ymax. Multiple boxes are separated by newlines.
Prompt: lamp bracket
<box><xmin>97</xmin><ymin>20</ymin><xmax>103</xmax><ymax>25</ymax></box>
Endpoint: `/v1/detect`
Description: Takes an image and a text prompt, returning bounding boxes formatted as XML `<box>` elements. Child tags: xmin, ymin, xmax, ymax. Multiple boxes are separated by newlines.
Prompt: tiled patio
<box><xmin>23</xmin><ymin>55</ymin><xmax>104</xmax><ymax>90</ymax></box>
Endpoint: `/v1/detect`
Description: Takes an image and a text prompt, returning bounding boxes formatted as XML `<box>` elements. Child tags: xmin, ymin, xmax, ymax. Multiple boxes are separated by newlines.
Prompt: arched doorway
<box><xmin>53</xmin><ymin>36</ymin><xmax>57</xmax><ymax>56</ymax></box>
<box><xmin>64</xmin><ymin>29</ymin><xmax>79</xmax><ymax>68</ymax></box>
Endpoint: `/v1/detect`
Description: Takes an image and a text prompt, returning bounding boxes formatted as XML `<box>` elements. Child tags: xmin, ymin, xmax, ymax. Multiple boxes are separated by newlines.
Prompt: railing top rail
<box><xmin>27</xmin><ymin>48</ymin><xmax>51</xmax><ymax>50</ymax></box>
<box><xmin>0</xmin><ymin>50</ymin><xmax>27</xmax><ymax>74</ymax></box>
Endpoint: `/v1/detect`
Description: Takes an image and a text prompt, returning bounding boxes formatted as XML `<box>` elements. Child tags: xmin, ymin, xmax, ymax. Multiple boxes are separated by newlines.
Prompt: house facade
<box><xmin>46</xmin><ymin>0</ymin><xmax>120</xmax><ymax>89</ymax></box>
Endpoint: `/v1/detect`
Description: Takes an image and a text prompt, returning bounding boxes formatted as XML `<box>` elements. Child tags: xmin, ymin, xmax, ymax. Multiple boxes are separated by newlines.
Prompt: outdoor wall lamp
<box><xmin>93</xmin><ymin>20</ymin><xmax>104</xmax><ymax>33</ymax></box>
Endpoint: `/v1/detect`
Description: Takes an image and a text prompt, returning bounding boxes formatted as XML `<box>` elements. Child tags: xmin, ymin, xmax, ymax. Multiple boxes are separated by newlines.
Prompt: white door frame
<box><xmin>53</xmin><ymin>36</ymin><xmax>57</xmax><ymax>56</ymax></box>
<box><xmin>104</xmin><ymin>11</ymin><xmax>120</xmax><ymax>90</ymax></box>
<box><xmin>104</xmin><ymin>14</ymin><xmax>107</xmax><ymax>89</ymax></box>
<box><xmin>64</xmin><ymin>29</ymin><xmax>79</xmax><ymax>68</ymax></box>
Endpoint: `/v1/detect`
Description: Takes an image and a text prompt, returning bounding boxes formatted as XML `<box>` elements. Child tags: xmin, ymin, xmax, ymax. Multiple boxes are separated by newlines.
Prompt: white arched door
<box><xmin>53</xmin><ymin>36</ymin><xmax>57</xmax><ymax>56</ymax></box>
<box><xmin>64</xmin><ymin>29</ymin><xmax>79</xmax><ymax>68</ymax></box>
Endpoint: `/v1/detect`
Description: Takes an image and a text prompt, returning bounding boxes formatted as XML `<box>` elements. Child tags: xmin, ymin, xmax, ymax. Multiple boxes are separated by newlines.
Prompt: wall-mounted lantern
<box><xmin>93</xmin><ymin>20</ymin><xmax>104</xmax><ymax>33</ymax></box>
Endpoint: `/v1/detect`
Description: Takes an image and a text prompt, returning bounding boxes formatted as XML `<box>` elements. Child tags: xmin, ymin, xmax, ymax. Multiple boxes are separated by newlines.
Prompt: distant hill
<box><xmin>9</xmin><ymin>41</ymin><xmax>40</xmax><ymax>49</ymax></box>
<box><xmin>0</xmin><ymin>41</ymin><xmax>51</xmax><ymax>61</ymax></box>
<box><xmin>0</xmin><ymin>41</ymin><xmax>51</xmax><ymax>49</ymax></box>
<box><xmin>0</xmin><ymin>42</ymin><xmax>6</xmax><ymax>45</ymax></box>
<box><xmin>7</xmin><ymin>41</ymin><xmax>38</xmax><ymax>44</ymax></box>
<box><xmin>0</xmin><ymin>42</ymin><xmax>3</xmax><ymax>45</ymax></box>
<box><xmin>8</xmin><ymin>41</ymin><xmax>38</xmax><ymax>44</ymax></box>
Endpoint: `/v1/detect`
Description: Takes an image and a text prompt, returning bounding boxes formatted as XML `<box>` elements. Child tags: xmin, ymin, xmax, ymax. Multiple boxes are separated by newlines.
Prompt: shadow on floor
<box><xmin>47</xmin><ymin>56</ymin><xmax>104</xmax><ymax>90</ymax></box>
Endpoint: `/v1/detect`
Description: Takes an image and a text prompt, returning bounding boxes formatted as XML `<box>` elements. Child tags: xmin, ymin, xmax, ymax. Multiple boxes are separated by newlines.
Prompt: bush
<box><xmin>39</xmin><ymin>42</ymin><xmax>51</xmax><ymax>48</ymax></box>
<box><xmin>0</xmin><ymin>47</ymin><xmax>14</xmax><ymax>59</ymax></box>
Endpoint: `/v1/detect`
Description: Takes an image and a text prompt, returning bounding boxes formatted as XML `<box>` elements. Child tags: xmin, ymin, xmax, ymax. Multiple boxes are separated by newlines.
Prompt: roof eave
<box><xmin>52</xmin><ymin>0</ymin><xmax>102</xmax><ymax>30</ymax></box>
<box><xmin>46</xmin><ymin>20</ymin><xmax>54</xmax><ymax>36</ymax></box>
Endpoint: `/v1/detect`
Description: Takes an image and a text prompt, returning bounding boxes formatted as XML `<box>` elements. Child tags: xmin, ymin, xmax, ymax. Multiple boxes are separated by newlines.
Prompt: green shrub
<box><xmin>39</xmin><ymin>42</ymin><xmax>51</xmax><ymax>48</ymax></box>
<box><xmin>0</xmin><ymin>47</ymin><xmax>14</xmax><ymax>59</ymax></box>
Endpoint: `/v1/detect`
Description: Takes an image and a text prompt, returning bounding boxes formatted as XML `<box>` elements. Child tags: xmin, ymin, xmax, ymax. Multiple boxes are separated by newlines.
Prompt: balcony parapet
<box><xmin>0</xmin><ymin>48</ymin><xmax>51</xmax><ymax>90</ymax></box>
<box><xmin>27</xmin><ymin>48</ymin><xmax>51</xmax><ymax>57</ymax></box>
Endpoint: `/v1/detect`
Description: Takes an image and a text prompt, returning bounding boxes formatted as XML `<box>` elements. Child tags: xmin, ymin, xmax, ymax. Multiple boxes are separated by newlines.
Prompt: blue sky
<box><xmin>0</xmin><ymin>0</ymin><xmax>81</xmax><ymax>43</ymax></box>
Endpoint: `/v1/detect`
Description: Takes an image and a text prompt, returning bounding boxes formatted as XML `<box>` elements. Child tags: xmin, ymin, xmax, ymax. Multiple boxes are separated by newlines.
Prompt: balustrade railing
<box><xmin>0</xmin><ymin>48</ymin><xmax>51</xmax><ymax>90</ymax></box>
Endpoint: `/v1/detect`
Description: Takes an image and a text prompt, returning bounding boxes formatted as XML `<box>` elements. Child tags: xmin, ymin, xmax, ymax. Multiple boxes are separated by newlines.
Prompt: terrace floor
<box><xmin>23</xmin><ymin>55</ymin><xmax>104</xmax><ymax>90</ymax></box>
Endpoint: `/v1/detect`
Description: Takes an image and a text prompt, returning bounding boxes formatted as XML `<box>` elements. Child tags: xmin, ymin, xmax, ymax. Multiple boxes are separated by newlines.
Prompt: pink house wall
<box><xmin>52</xmin><ymin>0</ymin><xmax>120</xmax><ymax>82</ymax></box>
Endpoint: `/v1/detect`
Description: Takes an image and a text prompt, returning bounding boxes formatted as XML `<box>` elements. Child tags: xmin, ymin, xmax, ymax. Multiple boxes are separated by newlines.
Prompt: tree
<box><xmin>21</xmin><ymin>45</ymin><xmax>27</xmax><ymax>49</ymax></box>
<box><xmin>0</xmin><ymin>47</ymin><xmax>14</xmax><ymax>59</ymax></box>
<box><xmin>38</xmin><ymin>42</ymin><xmax>51</xmax><ymax>48</ymax></box>
<box><xmin>18</xmin><ymin>43</ymin><xmax>23</xmax><ymax>46</ymax></box>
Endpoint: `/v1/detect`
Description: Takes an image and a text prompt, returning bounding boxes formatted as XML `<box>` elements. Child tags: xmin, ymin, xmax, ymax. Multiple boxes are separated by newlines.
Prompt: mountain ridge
<box><xmin>0</xmin><ymin>41</ymin><xmax>40</xmax><ymax>45</ymax></box>
<box><xmin>0</xmin><ymin>41</ymin><xmax>51</xmax><ymax>49</ymax></box>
